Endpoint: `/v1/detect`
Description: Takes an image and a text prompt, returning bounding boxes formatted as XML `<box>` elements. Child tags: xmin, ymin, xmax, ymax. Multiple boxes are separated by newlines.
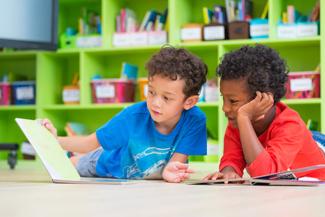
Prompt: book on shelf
<box><xmin>139</xmin><ymin>9</ymin><xmax>168</xmax><ymax>32</ymax></box>
<box><xmin>260</xmin><ymin>1</ymin><xmax>269</xmax><ymax>19</ymax></box>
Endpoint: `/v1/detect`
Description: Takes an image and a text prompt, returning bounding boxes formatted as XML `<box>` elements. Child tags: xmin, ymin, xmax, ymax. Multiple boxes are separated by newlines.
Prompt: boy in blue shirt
<box><xmin>42</xmin><ymin>46</ymin><xmax>208</xmax><ymax>183</ymax></box>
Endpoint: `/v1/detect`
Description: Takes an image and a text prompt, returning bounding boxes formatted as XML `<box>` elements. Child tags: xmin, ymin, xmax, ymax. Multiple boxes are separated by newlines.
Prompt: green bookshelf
<box><xmin>0</xmin><ymin>0</ymin><xmax>324</xmax><ymax>161</ymax></box>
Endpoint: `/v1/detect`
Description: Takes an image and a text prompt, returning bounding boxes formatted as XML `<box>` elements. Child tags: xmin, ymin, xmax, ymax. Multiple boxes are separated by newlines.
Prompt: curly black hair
<box><xmin>217</xmin><ymin>44</ymin><xmax>288</xmax><ymax>103</ymax></box>
<box><xmin>146</xmin><ymin>46</ymin><xmax>208</xmax><ymax>98</ymax></box>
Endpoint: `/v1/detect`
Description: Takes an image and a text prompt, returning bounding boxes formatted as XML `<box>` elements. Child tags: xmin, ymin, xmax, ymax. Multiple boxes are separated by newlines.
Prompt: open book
<box><xmin>15</xmin><ymin>118</ymin><xmax>135</xmax><ymax>185</ymax></box>
<box><xmin>187</xmin><ymin>164</ymin><xmax>325</xmax><ymax>186</ymax></box>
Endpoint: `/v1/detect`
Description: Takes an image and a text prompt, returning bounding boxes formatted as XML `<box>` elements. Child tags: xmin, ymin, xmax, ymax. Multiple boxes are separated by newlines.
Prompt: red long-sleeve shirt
<box><xmin>219</xmin><ymin>102</ymin><xmax>325</xmax><ymax>180</ymax></box>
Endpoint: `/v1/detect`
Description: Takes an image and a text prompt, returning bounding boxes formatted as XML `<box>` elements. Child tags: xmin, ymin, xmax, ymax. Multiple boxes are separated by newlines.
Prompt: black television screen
<box><xmin>0</xmin><ymin>0</ymin><xmax>58</xmax><ymax>50</ymax></box>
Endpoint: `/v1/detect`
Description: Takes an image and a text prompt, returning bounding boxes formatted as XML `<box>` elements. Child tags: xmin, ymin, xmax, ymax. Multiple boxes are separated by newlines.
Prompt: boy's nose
<box><xmin>222</xmin><ymin>103</ymin><xmax>230</xmax><ymax>113</ymax></box>
<box><xmin>152</xmin><ymin>96</ymin><xmax>162</xmax><ymax>108</ymax></box>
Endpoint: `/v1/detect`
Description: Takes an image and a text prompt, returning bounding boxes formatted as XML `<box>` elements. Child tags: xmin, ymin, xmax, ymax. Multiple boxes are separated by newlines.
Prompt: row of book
<box><xmin>115</xmin><ymin>8</ymin><xmax>168</xmax><ymax>33</ymax></box>
<box><xmin>78</xmin><ymin>8</ymin><xmax>101</xmax><ymax>35</ymax></box>
<box><xmin>281</xmin><ymin>1</ymin><xmax>320</xmax><ymax>24</ymax></box>
<box><xmin>202</xmin><ymin>0</ymin><xmax>268</xmax><ymax>25</ymax></box>
<box><xmin>225</xmin><ymin>0</ymin><xmax>253</xmax><ymax>22</ymax></box>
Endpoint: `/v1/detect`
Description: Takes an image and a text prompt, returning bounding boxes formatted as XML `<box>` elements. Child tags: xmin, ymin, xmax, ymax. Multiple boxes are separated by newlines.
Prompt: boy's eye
<box><xmin>230</xmin><ymin>99</ymin><xmax>238</xmax><ymax>104</ymax></box>
<box><xmin>148</xmin><ymin>90</ymin><xmax>154</xmax><ymax>95</ymax></box>
<box><xmin>163</xmin><ymin>96</ymin><xmax>169</xmax><ymax>101</ymax></box>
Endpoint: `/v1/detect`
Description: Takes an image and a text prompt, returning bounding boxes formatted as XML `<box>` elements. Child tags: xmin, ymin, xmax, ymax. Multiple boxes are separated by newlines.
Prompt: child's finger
<box><xmin>211</xmin><ymin>173</ymin><xmax>223</xmax><ymax>180</ymax></box>
<box><xmin>255</xmin><ymin>91</ymin><xmax>262</xmax><ymax>102</ymax></box>
<box><xmin>267</xmin><ymin>92</ymin><xmax>274</xmax><ymax>103</ymax></box>
<box><xmin>174</xmin><ymin>162</ymin><xmax>189</xmax><ymax>170</ymax></box>
<box><xmin>203</xmin><ymin>173</ymin><xmax>213</xmax><ymax>180</ymax></box>
<box><xmin>255</xmin><ymin>115</ymin><xmax>265</xmax><ymax>121</ymax></box>
<box><xmin>42</xmin><ymin>118</ymin><xmax>51</xmax><ymax>125</ymax></box>
<box><xmin>180</xmin><ymin>173</ymin><xmax>190</xmax><ymax>181</ymax></box>
<box><xmin>185</xmin><ymin>168</ymin><xmax>194</xmax><ymax>173</ymax></box>
<box><xmin>172</xmin><ymin>177</ymin><xmax>181</xmax><ymax>183</ymax></box>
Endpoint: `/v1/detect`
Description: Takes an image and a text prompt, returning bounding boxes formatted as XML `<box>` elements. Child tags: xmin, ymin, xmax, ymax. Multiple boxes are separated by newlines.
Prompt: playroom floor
<box><xmin>0</xmin><ymin>160</ymin><xmax>324</xmax><ymax>217</ymax></box>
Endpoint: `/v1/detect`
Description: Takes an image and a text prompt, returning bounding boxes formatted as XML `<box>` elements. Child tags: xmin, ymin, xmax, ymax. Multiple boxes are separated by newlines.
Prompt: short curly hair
<box><xmin>217</xmin><ymin>44</ymin><xmax>288</xmax><ymax>103</ymax></box>
<box><xmin>146</xmin><ymin>46</ymin><xmax>208</xmax><ymax>98</ymax></box>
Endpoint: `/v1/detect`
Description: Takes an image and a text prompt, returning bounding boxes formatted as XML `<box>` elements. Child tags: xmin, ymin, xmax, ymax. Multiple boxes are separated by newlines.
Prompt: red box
<box><xmin>285</xmin><ymin>71</ymin><xmax>320</xmax><ymax>99</ymax></box>
<box><xmin>91</xmin><ymin>79</ymin><xmax>135</xmax><ymax>103</ymax></box>
<box><xmin>0</xmin><ymin>82</ymin><xmax>11</xmax><ymax>105</ymax></box>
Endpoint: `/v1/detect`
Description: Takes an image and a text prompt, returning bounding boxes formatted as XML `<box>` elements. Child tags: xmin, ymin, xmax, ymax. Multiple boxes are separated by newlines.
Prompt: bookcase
<box><xmin>0</xmin><ymin>0</ymin><xmax>324</xmax><ymax>161</ymax></box>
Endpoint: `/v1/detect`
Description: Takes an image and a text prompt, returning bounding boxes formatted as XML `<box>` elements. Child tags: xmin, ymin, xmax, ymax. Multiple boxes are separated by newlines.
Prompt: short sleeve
<box><xmin>96</xmin><ymin>110</ymin><xmax>129</xmax><ymax>151</ymax></box>
<box><xmin>175</xmin><ymin>116</ymin><xmax>207</xmax><ymax>156</ymax></box>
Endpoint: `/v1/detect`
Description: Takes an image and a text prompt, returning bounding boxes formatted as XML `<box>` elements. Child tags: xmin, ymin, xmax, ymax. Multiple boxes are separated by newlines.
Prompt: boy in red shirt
<box><xmin>205</xmin><ymin>45</ymin><xmax>325</xmax><ymax>181</ymax></box>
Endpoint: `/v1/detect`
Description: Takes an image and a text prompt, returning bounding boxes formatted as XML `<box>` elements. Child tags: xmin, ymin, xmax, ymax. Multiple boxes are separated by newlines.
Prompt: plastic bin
<box><xmin>11</xmin><ymin>81</ymin><xmax>36</xmax><ymax>105</ymax></box>
<box><xmin>63</xmin><ymin>85</ymin><xmax>80</xmax><ymax>104</ymax></box>
<box><xmin>138</xmin><ymin>78</ymin><xmax>148</xmax><ymax>101</ymax></box>
<box><xmin>91</xmin><ymin>79</ymin><xmax>135</xmax><ymax>103</ymax></box>
<box><xmin>285</xmin><ymin>71</ymin><xmax>320</xmax><ymax>99</ymax></box>
<box><xmin>0</xmin><ymin>82</ymin><xmax>11</xmax><ymax>105</ymax></box>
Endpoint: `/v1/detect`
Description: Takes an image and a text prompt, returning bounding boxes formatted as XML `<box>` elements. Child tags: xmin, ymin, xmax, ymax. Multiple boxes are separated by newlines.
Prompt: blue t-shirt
<box><xmin>95</xmin><ymin>101</ymin><xmax>207</xmax><ymax>179</ymax></box>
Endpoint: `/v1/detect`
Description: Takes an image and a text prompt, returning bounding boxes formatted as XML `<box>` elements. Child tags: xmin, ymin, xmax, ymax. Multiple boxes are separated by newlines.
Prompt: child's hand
<box><xmin>162</xmin><ymin>161</ymin><xmax>193</xmax><ymax>183</ymax></box>
<box><xmin>237</xmin><ymin>91</ymin><xmax>274</xmax><ymax>122</ymax></box>
<box><xmin>40</xmin><ymin>118</ymin><xmax>58</xmax><ymax>139</ymax></box>
<box><xmin>203</xmin><ymin>171</ymin><xmax>240</xmax><ymax>183</ymax></box>
<box><xmin>203</xmin><ymin>172</ymin><xmax>224</xmax><ymax>180</ymax></box>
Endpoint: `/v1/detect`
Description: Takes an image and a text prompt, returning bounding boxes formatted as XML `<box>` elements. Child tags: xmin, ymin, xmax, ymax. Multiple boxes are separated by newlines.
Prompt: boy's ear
<box><xmin>183</xmin><ymin>95</ymin><xmax>199</xmax><ymax>110</ymax></box>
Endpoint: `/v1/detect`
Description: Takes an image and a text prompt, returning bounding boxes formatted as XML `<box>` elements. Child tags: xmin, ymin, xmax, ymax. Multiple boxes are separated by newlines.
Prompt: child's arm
<box><xmin>41</xmin><ymin>119</ymin><xmax>100</xmax><ymax>153</ymax></box>
<box><xmin>57</xmin><ymin>134</ymin><xmax>100</xmax><ymax>153</ymax></box>
<box><xmin>162</xmin><ymin>153</ymin><xmax>193</xmax><ymax>183</ymax></box>
<box><xmin>237</xmin><ymin>92</ymin><xmax>274</xmax><ymax>164</ymax></box>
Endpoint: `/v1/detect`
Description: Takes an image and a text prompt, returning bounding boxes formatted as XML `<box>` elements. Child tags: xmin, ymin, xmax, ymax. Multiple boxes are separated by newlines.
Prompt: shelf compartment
<box><xmin>37</xmin><ymin>52</ymin><xmax>80</xmax><ymax>105</ymax></box>
<box><xmin>222</xmin><ymin>39</ymin><xmax>320</xmax><ymax>72</ymax></box>
<box><xmin>58</xmin><ymin>0</ymin><xmax>102</xmax><ymax>47</ymax></box>
<box><xmin>104</xmin><ymin>0</ymin><xmax>168</xmax><ymax>48</ymax></box>
<box><xmin>81</xmin><ymin>49</ymin><xmax>159</xmax><ymax>105</ymax></box>
<box><xmin>171</xmin><ymin>0</ymin><xmax>268</xmax><ymax>44</ymax></box>
<box><xmin>285</xmin><ymin>103</ymin><xmax>321</xmax><ymax>131</ymax></box>
<box><xmin>0</xmin><ymin>110</ymin><xmax>36</xmax><ymax>160</ymax></box>
<box><xmin>0</xmin><ymin>54</ymin><xmax>37</xmax><ymax>82</ymax></box>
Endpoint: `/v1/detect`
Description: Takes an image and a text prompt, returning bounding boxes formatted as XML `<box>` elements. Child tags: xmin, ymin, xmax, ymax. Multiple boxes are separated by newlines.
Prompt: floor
<box><xmin>0</xmin><ymin>160</ymin><xmax>324</xmax><ymax>217</ymax></box>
